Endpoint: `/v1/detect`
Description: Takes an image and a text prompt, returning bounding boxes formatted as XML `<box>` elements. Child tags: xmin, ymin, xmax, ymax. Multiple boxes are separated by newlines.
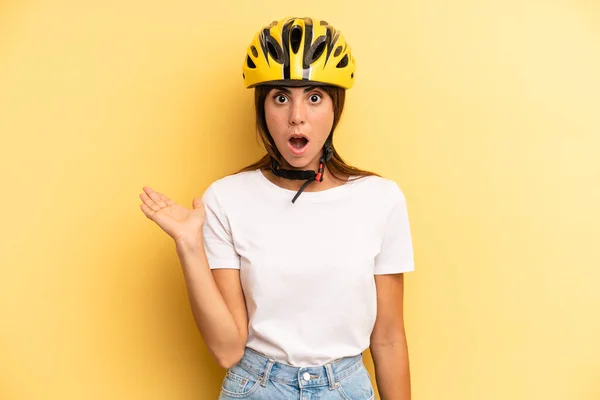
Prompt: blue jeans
<box><xmin>218</xmin><ymin>347</ymin><xmax>375</xmax><ymax>399</ymax></box>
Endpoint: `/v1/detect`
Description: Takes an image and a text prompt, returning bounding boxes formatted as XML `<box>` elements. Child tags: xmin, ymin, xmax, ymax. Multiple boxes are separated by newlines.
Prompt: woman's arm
<box><xmin>370</xmin><ymin>273</ymin><xmax>411</xmax><ymax>400</ymax></box>
<box><xmin>139</xmin><ymin>186</ymin><xmax>248</xmax><ymax>369</ymax></box>
<box><xmin>176</xmin><ymin>239</ymin><xmax>248</xmax><ymax>369</ymax></box>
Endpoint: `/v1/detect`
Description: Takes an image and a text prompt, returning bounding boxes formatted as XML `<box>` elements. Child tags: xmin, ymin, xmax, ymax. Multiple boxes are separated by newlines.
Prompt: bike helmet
<box><xmin>242</xmin><ymin>16</ymin><xmax>356</xmax><ymax>89</ymax></box>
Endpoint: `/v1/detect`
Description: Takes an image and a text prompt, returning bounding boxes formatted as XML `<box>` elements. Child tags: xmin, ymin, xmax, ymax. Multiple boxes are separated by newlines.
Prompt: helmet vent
<box><xmin>251</xmin><ymin>46</ymin><xmax>258</xmax><ymax>58</ymax></box>
<box><xmin>246</xmin><ymin>55</ymin><xmax>256</xmax><ymax>69</ymax></box>
<box><xmin>336</xmin><ymin>54</ymin><xmax>349</xmax><ymax>68</ymax></box>
<box><xmin>265</xmin><ymin>36</ymin><xmax>284</xmax><ymax>64</ymax></box>
<box><xmin>334</xmin><ymin>46</ymin><xmax>343</xmax><ymax>57</ymax></box>
<box><xmin>290</xmin><ymin>26</ymin><xmax>302</xmax><ymax>54</ymax></box>
<box><xmin>305</xmin><ymin>36</ymin><xmax>327</xmax><ymax>65</ymax></box>
<box><xmin>312</xmin><ymin>42</ymin><xmax>326</xmax><ymax>62</ymax></box>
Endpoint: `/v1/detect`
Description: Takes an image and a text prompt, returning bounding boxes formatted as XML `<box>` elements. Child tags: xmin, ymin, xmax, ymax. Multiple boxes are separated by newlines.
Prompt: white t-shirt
<box><xmin>201</xmin><ymin>169</ymin><xmax>414</xmax><ymax>367</ymax></box>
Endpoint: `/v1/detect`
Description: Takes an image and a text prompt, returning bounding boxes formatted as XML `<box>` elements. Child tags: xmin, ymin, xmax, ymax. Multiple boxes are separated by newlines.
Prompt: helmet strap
<box><xmin>270</xmin><ymin>140</ymin><xmax>334</xmax><ymax>204</ymax></box>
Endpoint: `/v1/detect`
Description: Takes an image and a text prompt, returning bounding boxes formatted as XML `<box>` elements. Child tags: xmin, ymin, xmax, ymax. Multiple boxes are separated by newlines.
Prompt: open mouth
<box><xmin>289</xmin><ymin>137</ymin><xmax>309</xmax><ymax>149</ymax></box>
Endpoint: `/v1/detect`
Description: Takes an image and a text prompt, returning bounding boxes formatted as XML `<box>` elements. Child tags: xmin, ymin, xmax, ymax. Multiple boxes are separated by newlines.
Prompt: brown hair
<box><xmin>235</xmin><ymin>85</ymin><xmax>379</xmax><ymax>182</ymax></box>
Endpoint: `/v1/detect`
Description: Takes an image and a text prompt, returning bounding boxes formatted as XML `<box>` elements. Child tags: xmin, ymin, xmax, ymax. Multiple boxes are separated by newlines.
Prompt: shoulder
<box><xmin>202</xmin><ymin>169</ymin><xmax>260</xmax><ymax>207</ymax></box>
<box><xmin>347</xmin><ymin>175</ymin><xmax>409</xmax><ymax>224</ymax></box>
<box><xmin>351</xmin><ymin>174</ymin><xmax>407</xmax><ymax>202</ymax></box>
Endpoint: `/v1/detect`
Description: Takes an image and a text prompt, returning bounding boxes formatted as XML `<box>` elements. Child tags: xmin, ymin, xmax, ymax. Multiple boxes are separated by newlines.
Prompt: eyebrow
<box><xmin>277</xmin><ymin>86</ymin><xmax>320</xmax><ymax>94</ymax></box>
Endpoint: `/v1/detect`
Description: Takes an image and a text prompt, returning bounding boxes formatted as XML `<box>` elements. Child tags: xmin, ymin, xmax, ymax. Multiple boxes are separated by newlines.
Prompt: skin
<box><xmin>371</xmin><ymin>274</ymin><xmax>411</xmax><ymax>399</ymax></box>
<box><xmin>260</xmin><ymin>86</ymin><xmax>349</xmax><ymax>192</ymax></box>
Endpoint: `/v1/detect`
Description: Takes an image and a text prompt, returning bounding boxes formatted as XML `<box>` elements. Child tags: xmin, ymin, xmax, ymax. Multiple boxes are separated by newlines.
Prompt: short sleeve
<box><xmin>374</xmin><ymin>183</ymin><xmax>415</xmax><ymax>275</ymax></box>
<box><xmin>201</xmin><ymin>183</ymin><xmax>241</xmax><ymax>270</ymax></box>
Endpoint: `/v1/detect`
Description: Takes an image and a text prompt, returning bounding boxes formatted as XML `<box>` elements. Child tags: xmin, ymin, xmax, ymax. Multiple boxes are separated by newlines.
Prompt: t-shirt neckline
<box><xmin>254</xmin><ymin>169</ymin><xmax>359</xmax><ymax>202</ymax></box>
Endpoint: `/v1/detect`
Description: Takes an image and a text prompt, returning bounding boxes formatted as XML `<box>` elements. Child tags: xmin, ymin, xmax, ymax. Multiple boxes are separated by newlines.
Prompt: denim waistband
<box><xmin>236</xmin><ymin>347</ymin><xmax>365</xmax><ymax>390</ymax></box>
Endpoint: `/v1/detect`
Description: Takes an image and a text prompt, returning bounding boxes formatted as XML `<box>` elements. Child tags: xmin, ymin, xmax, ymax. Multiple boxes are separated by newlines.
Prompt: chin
<box><xmin>281</xmin><ymin>154</ymin><xmax>314</xmax><ymax>170</ymax></box>
<box><xmin>284</xmin><ymin>159</ymin><xmax>310</xmax><ymax>170</ymax></box>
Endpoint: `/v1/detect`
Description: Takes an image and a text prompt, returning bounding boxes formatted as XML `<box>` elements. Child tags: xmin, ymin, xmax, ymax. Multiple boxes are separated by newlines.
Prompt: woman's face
<box><xmin>264</xmin><ymin>86</ymin><xmax>334</xmax><ymax>170</ymax></box>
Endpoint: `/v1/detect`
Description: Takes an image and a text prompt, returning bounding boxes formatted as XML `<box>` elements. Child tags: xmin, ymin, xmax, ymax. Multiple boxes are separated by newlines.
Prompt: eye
<box><xmin>309</xmin><ymin>93</ymin><xmax>322</xmax><ymax>104</ymax></box>
<box><xmin>274</xmin><ymin>94</ymin><xmax>288</xmax><ymax>104</ymax></box>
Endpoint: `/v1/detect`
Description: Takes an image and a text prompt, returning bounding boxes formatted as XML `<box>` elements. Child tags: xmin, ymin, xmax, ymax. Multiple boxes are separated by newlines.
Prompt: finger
<box><xmin>192</xmin><ymin>197</ymin><xmax>203</xmax><ymax>209</ymax></box>
<box><xmin>140</xmin><ymin>203</ymin><xmax>155</xmax><ymax>219</ymax></box>
<box><xmin>143</xmin><ymin>186</ymin><xmax>175</xmax><ymax>207</ymax></box>
<box><xmin>143</xmin><ymin>187</ymin><xmax>174</xmax><ymax>206</ymax></box>
<box><xmin>156</xmin><ymin>191</ymin><xmax>175</xmax><ymax>206</ymax></box>
<box><xmin>143</xmin><ymin>187</ymin><xmax>167</xmax><ymax>208</ymax></box>
<box><xmin>140</xmin><ymin>192</ymin><xmax>160</xmax><ymax>212</ymax></box>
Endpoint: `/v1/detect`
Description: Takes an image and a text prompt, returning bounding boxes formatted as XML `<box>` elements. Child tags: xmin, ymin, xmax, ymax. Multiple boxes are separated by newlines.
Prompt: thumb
<box><xmin>192</xmin><ymin>197</ymin><xmax>203</xmax><ymax>209</ymax></box>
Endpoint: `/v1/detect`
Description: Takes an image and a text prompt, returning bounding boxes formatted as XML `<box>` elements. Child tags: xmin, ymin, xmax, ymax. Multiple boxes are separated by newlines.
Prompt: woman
<box><xmin>140</xmin><ymin>16</ymin><xmax>414</xmax><ymax>400</ymax></box>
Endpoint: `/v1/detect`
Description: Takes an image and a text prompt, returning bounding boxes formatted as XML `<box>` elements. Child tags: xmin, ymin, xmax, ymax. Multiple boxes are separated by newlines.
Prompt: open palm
<box><xmin>139</xmin><ymin>186</ymin><xmax>206</xmax><ymax>242</ymax></box>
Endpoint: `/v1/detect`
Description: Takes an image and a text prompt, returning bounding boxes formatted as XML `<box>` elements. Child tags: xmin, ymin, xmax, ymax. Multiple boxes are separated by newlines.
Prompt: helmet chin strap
<box><xmin>271</xmin><ymin>142</ymin><xmax>334</xmax><ymax>204</ymax></box>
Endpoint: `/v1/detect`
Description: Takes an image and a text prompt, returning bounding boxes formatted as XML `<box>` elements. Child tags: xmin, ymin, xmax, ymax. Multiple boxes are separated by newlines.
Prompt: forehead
<box><xmin>269</xmin><ymin>85</ymin><xmax>322</xmax><ymax>94</ymax></box>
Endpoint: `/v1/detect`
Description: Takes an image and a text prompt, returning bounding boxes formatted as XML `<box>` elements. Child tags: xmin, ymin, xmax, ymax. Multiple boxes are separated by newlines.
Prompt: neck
<box><xmin>263</xmin><ymin>163</ymin><xmax>348</xmax><ymax>192</ymax></box>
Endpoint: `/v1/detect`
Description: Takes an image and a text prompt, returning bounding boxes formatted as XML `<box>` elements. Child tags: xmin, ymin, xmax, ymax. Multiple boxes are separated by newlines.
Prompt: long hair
<box><xmin>235</xmin><ymin>85</ymin><xmax>379</xmax><ymax>182</ymax></box>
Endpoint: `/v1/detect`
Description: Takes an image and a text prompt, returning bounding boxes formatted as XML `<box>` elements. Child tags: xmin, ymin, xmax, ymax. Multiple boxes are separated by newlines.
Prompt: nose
<box><xmin>289</xmin><ymin>101</ymin><xmax>306</xmax><ymax>125</ymax></box>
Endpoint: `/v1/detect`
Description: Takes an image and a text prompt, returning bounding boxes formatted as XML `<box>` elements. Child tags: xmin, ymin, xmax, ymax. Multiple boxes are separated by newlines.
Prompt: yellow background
<box><xmin>1</xmin><ymin>0</ymin><xmax>599</xmax><ymax>399</ymax></box>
